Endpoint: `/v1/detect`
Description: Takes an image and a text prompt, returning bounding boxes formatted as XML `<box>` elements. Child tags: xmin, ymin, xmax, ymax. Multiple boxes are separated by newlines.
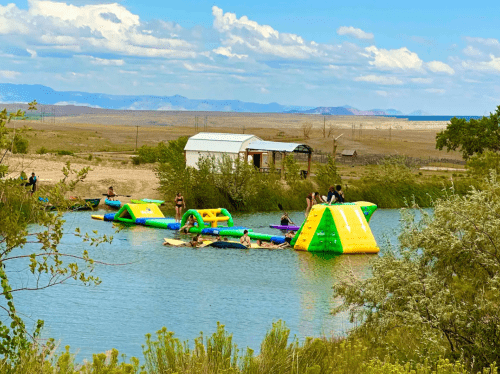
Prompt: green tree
<box><xmin>436</xmin><ymin>106</ymin><xmax>500</xmax><ymax>159</ymax></box>
<box><xmin>0</xmin><ymin>106</ymin><xmax>112</xmax><ymax>362</ymax></box>
<box><xmin>466</xmin><ymin>150</ymin><xmax>500</xmax><ymax>178</ymax></box>
<box><xmin>314</xmin><ymin>156</ymin><xmax>341</xmax><ymax>194</ymax></box>
<box><xmin>333</xmin><ymin>174</ymin><xmax>500</xmax><ymax>370</ymax></box>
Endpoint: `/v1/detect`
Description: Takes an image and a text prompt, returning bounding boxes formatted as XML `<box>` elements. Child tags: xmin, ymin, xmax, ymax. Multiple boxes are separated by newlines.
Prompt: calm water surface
<box><xmin>12</xmin><ymin>209</ymin><xmax>402</xmax><ymax>360</ymax></box>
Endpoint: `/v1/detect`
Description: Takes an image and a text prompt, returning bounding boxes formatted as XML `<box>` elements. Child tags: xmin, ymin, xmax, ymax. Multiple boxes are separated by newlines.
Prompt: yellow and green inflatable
<box><xmin>291</xmin><ymin>202</ymin><xmax>379</xmax><ymax>254</ymax></box>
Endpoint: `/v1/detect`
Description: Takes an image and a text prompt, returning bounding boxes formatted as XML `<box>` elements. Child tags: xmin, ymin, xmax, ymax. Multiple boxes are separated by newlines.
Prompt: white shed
<box><xmin>184</xmin><ymin>132</ymin><xmax>262</xmax><ymax>169</ymax></box>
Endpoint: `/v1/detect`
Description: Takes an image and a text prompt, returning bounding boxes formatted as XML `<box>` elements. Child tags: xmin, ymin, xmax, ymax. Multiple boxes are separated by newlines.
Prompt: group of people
<box><xmin>20</xmin><ymin>171</ymin><xmax>37</xmax><ymax>193</ymax></box>
<box><xmin>305</xmin><ymin>184</ymin><xmax>345</xmax><ymax>217</ymax></box>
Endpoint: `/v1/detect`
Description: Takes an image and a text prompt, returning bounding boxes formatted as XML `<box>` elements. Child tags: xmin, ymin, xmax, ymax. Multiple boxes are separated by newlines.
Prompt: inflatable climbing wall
<box><xmin>291</xmin><ymin>202</ymin><xmax>379</xmax><ymax>254</ymax></box>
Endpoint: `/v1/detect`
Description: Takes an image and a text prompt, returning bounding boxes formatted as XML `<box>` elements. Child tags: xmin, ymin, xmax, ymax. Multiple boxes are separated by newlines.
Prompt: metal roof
<box><xmin>245</xmin><ymin>140</ymin><xmax>313</xmax><ymax>153</ymax></box>
<box><xmin>342</xmin><ymin>150</ymin><xmax>357</xmax><ymax>156</ymax></box>
<box><xmin>184</xmin><ymin>132</ymin><xmax>261</xmax><ymax>153</ymax></box>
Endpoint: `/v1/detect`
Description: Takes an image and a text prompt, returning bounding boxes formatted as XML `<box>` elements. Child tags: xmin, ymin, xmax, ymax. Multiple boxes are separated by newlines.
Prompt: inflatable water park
<box><xmin>91</xmin><ymin>201</ymin><xmax>379</xmax><ymax>254</ymax></box>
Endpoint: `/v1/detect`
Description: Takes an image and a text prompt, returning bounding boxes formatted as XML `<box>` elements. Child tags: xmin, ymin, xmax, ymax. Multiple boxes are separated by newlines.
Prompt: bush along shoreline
<box><xmin>150</xmin><ymin>138</ymin><xmax>480</xmax><ymax>212</ymax></box>
<box><xmin>4</xmin><ymin>321</ymin><xmax>497</xmax><ymax>373</ymax></box>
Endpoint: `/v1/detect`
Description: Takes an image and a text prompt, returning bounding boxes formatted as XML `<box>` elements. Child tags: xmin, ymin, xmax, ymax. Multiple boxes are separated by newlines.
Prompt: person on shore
<box><xmin>179</xmin><ymin>214</ymin><xmax>196</xmax><ymax>232</ymax></box>
<box><xmin>305</xmin><ymin>192</ymin><xmax>319</xmax><ymax>217</ymax></box>
<box><xmin>29</xmin><ymin>172</ymin><xmax>37</xmax><ymax>193</ymax></box>
<box><xmin>240</xmin><ymin>230</ymin><xmax>251</xmax><ymax>248</ymax></box>
<box><xmin>174</xmin><ymin>192</ymin><xmax>185</xmax><ymax>222</ymax></box>
<box><xmin>280</xmin><ymin>211</ymin><xmax>294</xmax><ymax>226</ymax></box>
<box><xmin>107</xmin><ymin>186</ymin><xmax>116</xmax><ymax>200</ymax></box>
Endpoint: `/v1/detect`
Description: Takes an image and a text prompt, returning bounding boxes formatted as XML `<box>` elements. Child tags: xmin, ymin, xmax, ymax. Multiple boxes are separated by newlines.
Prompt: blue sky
<box><xmin>1</xmin><ymin>0</ymin><xmax>499</xmax><ymax>114</ymax></box>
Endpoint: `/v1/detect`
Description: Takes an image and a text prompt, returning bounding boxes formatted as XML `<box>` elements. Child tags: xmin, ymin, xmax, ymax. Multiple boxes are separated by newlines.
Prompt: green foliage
<box><xmin>37</xmin><ymin>146</ymin><xmax>48</xmax><ymax>154</ymax></box>
<box><xmin>12</xmin><ymin>134</ymin><xmax>28</xmax><ymax>154</ymax></box>
<box><xmin>133</xmin><ymin>137</ymin><xmax>188</xmax><ymax>165</ymax></box>
<box><xmin>157</xmin><ymin>149</ymin><xmax>313</xmax><ymax>212</ymax></box>
<box><xmin>0</xmin><ymin>157</ymin><xmax>113</xmax><ymax>363</ymax></box>
<box><xmin>466</xmin><ymin>150</ymin><xmax>500</xmax><ymax>178</ymax></box>
<box><xmin>56</xmin><ymin>150</ymin><xmax>74</xmax><ymax>156</ymax></box>
<box><xmin>314</xmin><ymin>156</ymin><xmax>341</xmax><ymax>193</ymax></box>
<box><xmin>333</xmin><ymin>174</ymin><xmax>500</xmax><ymax>370</ymax></box>
<box><xmin>436</xmin><ymin>106</ymin><xmax>500</xmax><ymax>159</ymax></box>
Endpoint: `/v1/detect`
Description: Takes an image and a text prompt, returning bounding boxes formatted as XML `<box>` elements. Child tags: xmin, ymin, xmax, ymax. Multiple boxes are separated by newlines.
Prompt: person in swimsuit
<box><xmin>240</xmin><ymin>230</ymin><xmax>251</xmax><ymax>248</ymax></box>
<box><xmin>107</xmin><ymin>186</ymin><xmax>116</xmax><ymax>201</ymax></box>
<box><xmin>256</xmin><ymin>239</ymin><xmax>279</xmax><ymax>249</ymax></box>
<box><xmin>179</xmin><ymin>214</ymin><xmax>196</xmax><ymax>232</ymax></box>
<box><xmin>277</xmin><ymin>231</ymin><xmax>296</xmax><ymax>248</ymax></box>
<box><xmin>174</xmin><ymin>192</ymin><xmax>186</xmax><ymax>222</ymax></box>
<box><xmin>305</xmin><ymin>192</ymin><xmax>319</xmax><ymax>217</ymax></box>
<box><xmin>280</xmin><ymin>212</ymin><xmax>294</xmax><ymax>226</ymax></box>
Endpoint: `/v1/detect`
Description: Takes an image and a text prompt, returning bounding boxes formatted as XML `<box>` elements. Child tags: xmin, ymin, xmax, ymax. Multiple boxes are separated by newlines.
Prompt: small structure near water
<box><xmin>184</xmin><ymin>132</ymin><xmax>313</xmax><ymax>177</ymax></box>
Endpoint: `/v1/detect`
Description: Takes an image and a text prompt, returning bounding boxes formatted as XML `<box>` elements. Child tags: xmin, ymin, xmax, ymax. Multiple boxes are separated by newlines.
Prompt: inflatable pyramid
<box><xmin>291</xmin><ymin>202</ymin><xmax>379</xmax><ymax>254</ymax></box>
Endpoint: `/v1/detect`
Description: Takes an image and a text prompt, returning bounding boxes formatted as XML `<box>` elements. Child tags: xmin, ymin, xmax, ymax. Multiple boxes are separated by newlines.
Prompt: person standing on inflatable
<box><xmin>174</xmin><ymin>192</ymin><xmax>186</xmax><ymax>222</ymax></box>
<box><xmin>29</xmin><ymin>172</ymin><xmax>37</xmax><ymax>193</ymax></box>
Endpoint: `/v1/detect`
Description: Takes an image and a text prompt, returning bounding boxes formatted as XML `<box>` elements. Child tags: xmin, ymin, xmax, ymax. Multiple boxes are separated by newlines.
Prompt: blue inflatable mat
<box><xmin>201</xmin><ymin>226</ymin><xmax>249</xmax><ymax>235</ymax></box>
<box><xmin>104</xmin><ymin>213</ymin><xmax>116</xmax><ymax>221</ymax></box>
<box><xmin>270</xmin><ymin>236</ymin><xmax>286</xmax><ymax>244</ymax></box>
<box><xmin>135</xmin><ymin>217</ymin><xmax>171</xmax><ymax>225</ymax></box>
<box><xmin>167</xmin><ymin>223</ymin><xmax>181</xmax><ymax>230</ymax></box>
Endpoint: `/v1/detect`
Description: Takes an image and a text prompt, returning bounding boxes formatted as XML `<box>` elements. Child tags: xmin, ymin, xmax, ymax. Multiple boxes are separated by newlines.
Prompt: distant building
<box><xmin>184</xmin><ymin>132</ymin><xmax>313</xmax><ymax>176</ymax></box>
<box><xmin>184</xmin><ymin>132</ymin><xmax>261</xmax><ymax>169</ymax></box>
<box><xmin>341</xmin><ymin>150</ymin><xmax>358</xmax><ymax>157</ymax></box>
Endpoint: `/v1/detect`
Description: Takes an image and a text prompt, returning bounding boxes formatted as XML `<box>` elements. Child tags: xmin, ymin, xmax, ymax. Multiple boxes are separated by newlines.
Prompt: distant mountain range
<box><xmin>0</xmin><ymin>83</ymin><xmax>427</xmax><ymax>116</ymax></box>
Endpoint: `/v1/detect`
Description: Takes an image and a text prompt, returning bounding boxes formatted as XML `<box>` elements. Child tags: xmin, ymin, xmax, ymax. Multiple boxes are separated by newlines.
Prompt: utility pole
<box><xmin>389</xmin><ymin>125</ymin><xmax>392</xmax><ymax>141</ymax></box>
<box><xmin>323</xmin><ymin>116</ymin><xmax>326</xmax><ymax>138</ymax></box>
<box><xmin>135</xmin><ymin>126</ymin><xmax>139</xmax><ymax>151</ymax></box>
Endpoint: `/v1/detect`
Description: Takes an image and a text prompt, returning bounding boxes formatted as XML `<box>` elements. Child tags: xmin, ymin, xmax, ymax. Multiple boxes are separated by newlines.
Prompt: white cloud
<box><xmin>411</xmin><ymin>78</ymin><xmax>433</xmax><ymax>84</ymax></box>
<box><xmin>376</xmin><ymin>90</ymin><xmax>388</xmax><ymax>97</ymax></box>
<box><xmin>26</xmin><ymin>48</ymin><xmax>37</xmax><ymax>58</ymax></box>
<box><xmin>354</xmin><ymin>75</ymin><xmax>403</xmax><ymax>85</ymax></box>
<box><xmin>462</xmin><ymin>54</ymin><xmax>500</xmax><ymax>72</ymax></box>
<box><xmin>88</xmin><ymin>56</ymin><xmax>125</xmax><ymax>66</ymax></box>
<box><xmin>465</xmin><ymin>37</ymin><xmax>500</xmax><ymax>46</ymax></box>
<box><xmin>212</xmin><ymin>46</ymin><xmax>248</xmax><ymax>59</ymax></box>
<box><xmin>0</xmin><ymin>70</ymin><xmax>21</xmax><ymax>79</ymax></box>
<box><xmin>463</xmin><ymin>45</ymin><xmax>482</xmax><ymax>57</ymax></box>
<box><xmin>212</xmin><ymin>6</ymin><xmax>322</xmax><ymax>59</ymax></box>
<box><xmin>425</xmin><ymin>88</ymin><xmax>445</xmax><ymax>94</ymax></box>
<box><xmin>0</xmin><ymin>0</ymin><xmax>196</xmax><ymax>59</ymax></box>
<box><xmin>426</xmin><ymin>61</ymin><xmax>455</xmax><ymax>75</ymax></box>
<box><xmin>337</xmin><ymin>26</ymin><xmax>373</xmax><ymax>40</ymax></box>
<box><xmin>365</xmin><ymin>46</ymin><xmax>423</xmax><ymax>70</ymax></box>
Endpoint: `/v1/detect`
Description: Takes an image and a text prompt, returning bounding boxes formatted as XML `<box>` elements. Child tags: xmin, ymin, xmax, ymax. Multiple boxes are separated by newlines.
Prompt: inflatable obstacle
<box><xmin>291</xmin><ymin>202</ymin><xmax>379</xmax><ymax>254</ymax></box>
<box><xmin>91</xmin><ymin>202</ymin><xmax>379</xmax><ymax>254</ymax></box>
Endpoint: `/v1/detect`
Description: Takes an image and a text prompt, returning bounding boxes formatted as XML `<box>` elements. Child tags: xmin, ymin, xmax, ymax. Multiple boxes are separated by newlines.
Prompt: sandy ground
<box><xmin>4</xmin><ymin>154</ymin><xmax>161</xmax><ymax>205</ymax></box>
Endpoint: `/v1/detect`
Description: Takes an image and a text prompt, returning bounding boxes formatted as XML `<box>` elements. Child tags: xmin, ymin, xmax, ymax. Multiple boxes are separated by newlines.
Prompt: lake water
<box><xmin>11</xmin><ymin>208</ymin><xmax>403</xmax><ymax>361</ymax></box>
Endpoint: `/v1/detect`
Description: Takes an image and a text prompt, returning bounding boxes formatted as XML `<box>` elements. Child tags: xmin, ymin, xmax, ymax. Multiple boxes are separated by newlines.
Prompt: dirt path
<box><xmin>4</xmin><ymin>155</ymin><xmax>162</xmax><ymax>205</ymax></box>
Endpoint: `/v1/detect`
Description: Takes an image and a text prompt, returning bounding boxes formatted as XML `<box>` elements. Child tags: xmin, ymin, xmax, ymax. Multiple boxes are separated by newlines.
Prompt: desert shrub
<box><xmin>36</xmin><ymin>146</ymin><xmax>48</xmax><ymax>155</ymax></box>
<box><xmin>12</xmin><ymin>134</ymin><xmax>28</xmax><ymax>154</ymax></box>
<box><xmin>56</xmin><ymin>150</ymin><xmax>74</xmax><ymax>156</ymax></box>
<box><xmin>334</xmin><ymin>174</ymin><xmax>500</xmax><ymax>370</ymax></box>
<box><xmin>314</xmin><ymin>156</ymin><xmax>341</xmax><ymax>194</ymax></box>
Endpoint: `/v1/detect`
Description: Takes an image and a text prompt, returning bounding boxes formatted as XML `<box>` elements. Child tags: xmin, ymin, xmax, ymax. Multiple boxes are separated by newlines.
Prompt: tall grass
<box><xmin>4</xmin><ymin>321</ymin><xmax>496</xmax><ymax>373</ymax></box>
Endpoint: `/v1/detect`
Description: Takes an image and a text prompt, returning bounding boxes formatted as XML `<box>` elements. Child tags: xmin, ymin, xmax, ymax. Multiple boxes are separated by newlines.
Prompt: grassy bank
<box><xmin>3</xmin><ymin>321</ymin><xmax>495</xmax><ymax>373</ymax></box>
